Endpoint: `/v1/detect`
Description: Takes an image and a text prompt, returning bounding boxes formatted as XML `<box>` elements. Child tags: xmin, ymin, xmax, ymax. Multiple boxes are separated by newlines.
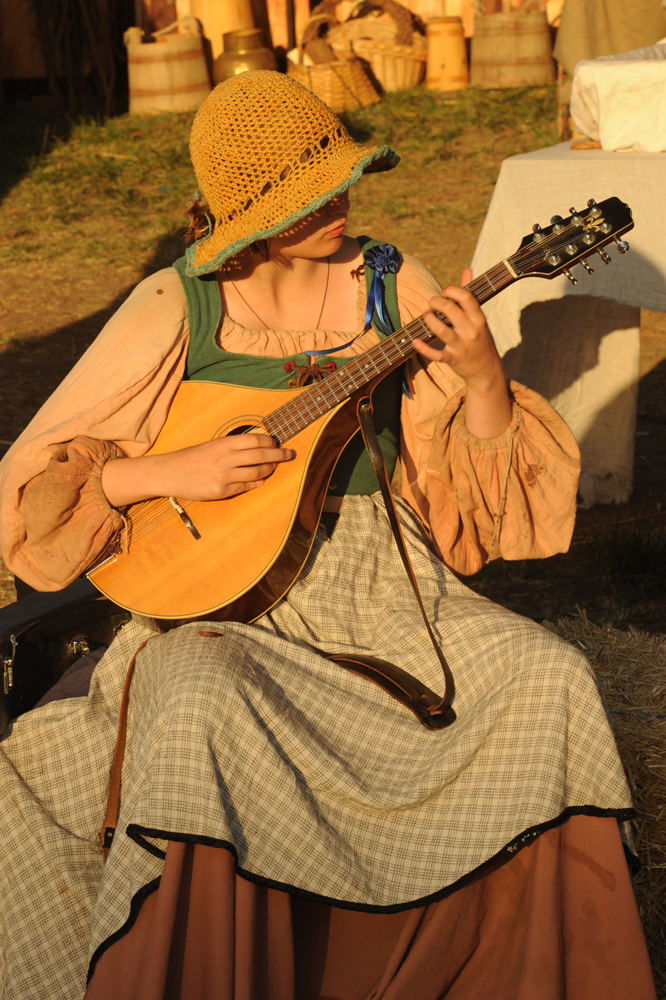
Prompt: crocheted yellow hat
<box><xmin>185</xmin><ymin>70</ymin><xmax>399</xmax><ymax>276</ymax></box>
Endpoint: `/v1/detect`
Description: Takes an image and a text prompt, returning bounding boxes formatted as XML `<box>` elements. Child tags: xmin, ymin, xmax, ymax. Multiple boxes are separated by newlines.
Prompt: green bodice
<box><xmin>172</xmin><ymin>238</ymin><xmax>403</xmax><ymax>496</ymax></box>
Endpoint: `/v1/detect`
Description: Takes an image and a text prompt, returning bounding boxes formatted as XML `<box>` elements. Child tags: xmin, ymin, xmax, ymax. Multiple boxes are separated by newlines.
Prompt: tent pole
<box><xmin>286</xmin><ymin>0</ymin><xmax>296</xmax><ymax>50</ymax></box>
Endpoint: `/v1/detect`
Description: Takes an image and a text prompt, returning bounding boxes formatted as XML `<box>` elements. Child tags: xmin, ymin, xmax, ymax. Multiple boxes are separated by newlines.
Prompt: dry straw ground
<box><xmin>548</xmin><ymin>614</ymin><xmax>666</xmax><ymax>992</ymax></box>
<box><xmin>0</xmin><ymin>85</ymin><xmax>665</xmax><ymax>989</ymax></box>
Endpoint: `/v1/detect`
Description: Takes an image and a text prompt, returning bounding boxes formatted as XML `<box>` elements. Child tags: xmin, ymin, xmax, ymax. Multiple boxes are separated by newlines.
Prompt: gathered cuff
<box><xmin>18</xmin><ymin>437</ymin><xmax>126</xmax><ymax>590</ymax></box>
<box><xmin>401</xmin><ymin>382</ymin><xmax>581</xmax><ymax>577</ymax></box>
<box><xmin>448</xmin><ymin>393</ymin><xmax>522</xmax><ymax>451</ymax></box>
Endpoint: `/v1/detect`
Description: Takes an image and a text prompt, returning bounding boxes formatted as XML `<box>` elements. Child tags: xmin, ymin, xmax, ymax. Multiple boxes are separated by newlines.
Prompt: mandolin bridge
<box><xmin>168</xmin><ymin>497</ymin><xmax>201</xmax><ymax>540</ymax></box>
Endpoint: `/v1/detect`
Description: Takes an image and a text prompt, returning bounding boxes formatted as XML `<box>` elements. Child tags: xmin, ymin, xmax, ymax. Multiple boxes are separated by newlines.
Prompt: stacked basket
<box><xmin>287</xmin><ymin>12</ymin><xmax>381</xmax><ymax>113</ymax></box>
<box><xmin>315</xmin><ymin>0</ymin><xmax>427</xmax><ymax>93</ymax></box>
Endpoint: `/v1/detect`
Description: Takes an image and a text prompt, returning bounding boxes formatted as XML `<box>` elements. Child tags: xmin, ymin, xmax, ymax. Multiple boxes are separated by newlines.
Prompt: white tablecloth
<box><xmin>571</xmin><ymin>42</ymin><xmax>666</xmax><ymax>153</ymax></box>
<box><xmin>472</xmin><ymin>141</ymin><xmax>666</xmax><ymax>506</ymax></box>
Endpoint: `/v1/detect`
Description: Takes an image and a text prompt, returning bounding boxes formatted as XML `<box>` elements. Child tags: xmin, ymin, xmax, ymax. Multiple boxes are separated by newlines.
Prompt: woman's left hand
<box><xmin>412</xmin><ymin>268</ymin><xmax>513</xmax><ymax>439</ymax></box>
<box><xmin>412</xmin><ymin>268</ymin><xmax>503</xmax><ymax>388</ymax></box>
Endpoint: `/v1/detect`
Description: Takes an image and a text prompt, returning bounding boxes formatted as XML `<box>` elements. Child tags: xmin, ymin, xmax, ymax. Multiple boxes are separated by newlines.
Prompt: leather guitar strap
<box><xmin>98</xmin><ymin>635</ymin><xmax>158</xmax><ymax>860</ymax></box>
<box><xmin>325</xmin><ymin>397</ymin><xmax>456</xmax><ymax>731</ymax></box>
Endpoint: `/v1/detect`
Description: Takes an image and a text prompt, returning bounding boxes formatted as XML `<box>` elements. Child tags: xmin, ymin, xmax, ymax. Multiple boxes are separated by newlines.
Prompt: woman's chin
<box><xmin>324</xmin><ymin>232</ymin><xmax>346</xmax><ymax>252</ymax></box>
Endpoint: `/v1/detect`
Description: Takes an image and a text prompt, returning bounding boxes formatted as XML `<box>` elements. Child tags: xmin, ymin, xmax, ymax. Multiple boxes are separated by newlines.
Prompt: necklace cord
<box><xmin>229</xmin><ymin>258</ymin><xmax>331</xmax><ymax>332</ymax></box>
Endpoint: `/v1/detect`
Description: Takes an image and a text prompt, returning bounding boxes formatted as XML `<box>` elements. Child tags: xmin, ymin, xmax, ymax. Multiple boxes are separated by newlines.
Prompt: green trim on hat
<box><xmin>183</xmin><ymin>144</ymin><xmax>400</xmax><ymax>278</ymax></box>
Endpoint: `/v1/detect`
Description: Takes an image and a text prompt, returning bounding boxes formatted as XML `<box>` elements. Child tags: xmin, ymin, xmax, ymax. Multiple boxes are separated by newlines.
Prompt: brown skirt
<box><xmin>85</xmin><ymin>815</ymin><xmax>655</xmax><ymax>1000</ymax></box>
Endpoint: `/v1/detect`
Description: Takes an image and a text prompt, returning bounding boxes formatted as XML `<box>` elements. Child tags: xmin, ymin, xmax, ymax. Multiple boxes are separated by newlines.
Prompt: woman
<box><xmin>0</xmin><ymin>71</ymin><xmax>655</xmax><ymax>999</ymax></box>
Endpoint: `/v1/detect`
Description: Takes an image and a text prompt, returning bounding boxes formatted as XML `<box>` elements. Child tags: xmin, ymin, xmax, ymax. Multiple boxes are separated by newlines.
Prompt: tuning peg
<box><xmin>614</xmin><ymin>238</ymin><xmax>630</xmax><ymax>254</ymax></box>
<box><xmin>547</xmin><ymin>253</ymin><xmax>561</xmax><ymax>265</ymax></box>
<box><xmin>532</xmin><ymin>223</ymin><xmax>544</xmax><ymax>241</ymax></box>
<box><xmin>597</xmin><ymin>249</ymin><xmax>612</xmax><ymax>264</ymax></box>
<box><xmin>581</xmin><ymin>260</ymin><xmax>594</xmax><ymax>274</ymax></box>
<box><xmin>569</xmin><ymin>208</ymin><xmax>583</xmax><ymax>225</ymax></box>
<box><xmin>550</xmin><ymin>215</ymin><xmax>564</xmax><ymax>232</ymax></box>
<box><xmin>563</xmin><ymin>269</ymin><xmax>578</xmax><ymax>285</ymax></box>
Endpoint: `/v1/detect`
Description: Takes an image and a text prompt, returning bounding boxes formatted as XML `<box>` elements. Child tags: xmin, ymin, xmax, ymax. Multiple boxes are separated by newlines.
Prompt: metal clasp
<box><xmin>3</xmin><ymin>635</ymin><xmax>17</xmax><ymax>695</ymax></box>
<box><xmin>66</xmin><ymin>635</ymin><xmax>91</xmax><ymax>659</ymax></box>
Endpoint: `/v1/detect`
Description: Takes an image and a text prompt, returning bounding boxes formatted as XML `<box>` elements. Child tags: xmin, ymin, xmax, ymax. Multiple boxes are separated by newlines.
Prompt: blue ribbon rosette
<box><xmin>362</xmin><ymin>243</ymin><xmax>401</xmax><ymax>336</ymax></box>
<box><xmin>304</xmin><ymin>243</ymin><xmax>403</xmax><ymax>373</ymax></box>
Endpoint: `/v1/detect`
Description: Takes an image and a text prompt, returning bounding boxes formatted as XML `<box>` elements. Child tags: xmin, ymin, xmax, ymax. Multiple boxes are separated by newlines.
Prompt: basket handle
<box><xmin>301</xmin><ymin>12</ymin><xmax>353</xmax><ymax>55</ymax></box>
<box><xmin>152</xmin><ymin>15</ymin><xmax>201</xmax><ymax>39</ymax></box>
<box><xmin>344</xmin><ymin>0</ymin><xmax>420</xmax><ymax>45</ymax></box>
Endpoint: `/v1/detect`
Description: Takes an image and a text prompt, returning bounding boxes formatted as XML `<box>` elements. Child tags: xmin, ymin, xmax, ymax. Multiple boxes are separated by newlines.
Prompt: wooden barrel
<box><xmin>426</xmin><ymin>17</ymin><xmax>469</xmax><ymax>90</ymax></box>
<box><xmin>470</xmin><ymin>12</ymin><xmax>555</xmax><ymax>89</ymax></box>
<box><xmin>125</xmin><ymin>20</ymin><xmax>211</xmax><ymax>115</ymax></box>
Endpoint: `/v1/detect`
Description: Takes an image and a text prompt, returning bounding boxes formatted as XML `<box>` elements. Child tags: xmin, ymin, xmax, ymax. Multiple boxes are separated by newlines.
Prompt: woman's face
<box><xmin>270</xmin><ymin>192</ymin><xmax>350</xmax><ymax>261</ymax></box>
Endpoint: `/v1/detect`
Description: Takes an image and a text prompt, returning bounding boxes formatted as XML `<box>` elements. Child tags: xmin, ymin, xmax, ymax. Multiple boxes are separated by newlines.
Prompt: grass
<box><xmin>0</xmin><ymin>86</ymin><xmax>558</xmax><ymax>277</ymax></box>
<box><xmin>343</xmin><ymin>84</ymin><xmax>557</xmax><ymax>153</ymax></box>
<box><xmin>0</xmin><ymin>110</ymin><xmax>197</xmax><ymax>270</ymax></box>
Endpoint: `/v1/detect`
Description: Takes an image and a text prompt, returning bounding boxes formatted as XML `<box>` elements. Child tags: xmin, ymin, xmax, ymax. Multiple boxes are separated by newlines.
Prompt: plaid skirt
<box><xmin>0</xmin><ymin>494</ymin><xmax>632</xmax><ymax>998</ymax></box>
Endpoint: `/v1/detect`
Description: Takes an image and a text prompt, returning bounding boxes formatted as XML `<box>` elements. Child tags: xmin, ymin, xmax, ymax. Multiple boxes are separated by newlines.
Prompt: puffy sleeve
<box><xmin>396</xmin><ymin>255</ymin><xmax>581</xmax><ymax>576</ymax></box>
<box><xmin>0</xmin><ymin>268</ymin><xmax>190</xmax><ymax>591</ymax></box>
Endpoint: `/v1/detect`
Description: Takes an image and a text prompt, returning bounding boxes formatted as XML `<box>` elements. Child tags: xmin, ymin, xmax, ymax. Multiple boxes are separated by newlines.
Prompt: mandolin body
<box><xmin>87</xmin><ymin>380</ymin><xmax>374</xmax><ymax>621</ymax></box>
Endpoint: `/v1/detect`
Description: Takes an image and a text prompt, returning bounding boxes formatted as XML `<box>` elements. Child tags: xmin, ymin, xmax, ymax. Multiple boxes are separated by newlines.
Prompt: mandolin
<box><xmin>88</xmin><ymin>197</ymin><xmax>634</xmax><ymax>620</ymax></box>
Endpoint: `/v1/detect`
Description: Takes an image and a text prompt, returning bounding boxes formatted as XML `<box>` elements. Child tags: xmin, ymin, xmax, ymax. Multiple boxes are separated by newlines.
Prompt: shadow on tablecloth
<box><xmin>503</xmin><ymin>295</ymin><xmax>640</xmax><ymax>507</ymax></box>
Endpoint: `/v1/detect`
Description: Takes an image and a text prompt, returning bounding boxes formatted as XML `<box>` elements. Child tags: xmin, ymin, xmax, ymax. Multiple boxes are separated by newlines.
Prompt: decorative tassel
<box><xmin>284</xmin><ymin>359</ymin><xmax>337</xmax><ymax>388</ymax></box>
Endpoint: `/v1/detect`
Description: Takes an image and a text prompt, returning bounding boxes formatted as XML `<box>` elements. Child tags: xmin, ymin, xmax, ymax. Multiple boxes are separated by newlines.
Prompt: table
<box><xmin>471</xmin><ymin>141</ymin><xmax>666</xmax><ymax>506</ymax></box>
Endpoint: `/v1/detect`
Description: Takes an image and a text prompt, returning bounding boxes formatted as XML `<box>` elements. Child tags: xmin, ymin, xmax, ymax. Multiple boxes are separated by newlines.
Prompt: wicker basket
<box><xmin>286</xmin><ymin>21</ymin><xmax>380</xmax><ymax>114</ymax></box>
<box><xmin>349</xmin><ymin>35</ymin><xmax>426</xmax><ymax>90</ymax></box>
<box><xmin>309</xmin><ymin>0</ymin><xmax>427</xmax><ymax>93</ymax></box>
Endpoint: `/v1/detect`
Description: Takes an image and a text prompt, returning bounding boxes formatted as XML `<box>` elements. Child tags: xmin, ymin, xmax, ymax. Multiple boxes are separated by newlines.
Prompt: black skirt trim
<box><xmin>87</xmin><ymin>804</ymin><xmax>635</xmax><ymax>984</ymax></box>
<box><xmin>87</xmin><ymin>877</ymin><xmax>161</xmax><ymax>985</ymax></box>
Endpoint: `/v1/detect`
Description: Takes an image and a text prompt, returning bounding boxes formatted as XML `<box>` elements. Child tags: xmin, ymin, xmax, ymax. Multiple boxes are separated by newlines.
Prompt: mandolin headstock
<box><xmin>509</xmin><ymin>196</ymin><xmax>634</xmax><ymax>285</ymax></box>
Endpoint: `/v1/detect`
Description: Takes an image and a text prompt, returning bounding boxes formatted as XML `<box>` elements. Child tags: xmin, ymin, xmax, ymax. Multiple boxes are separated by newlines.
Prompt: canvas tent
<box><xmin>555</xmin><ymin>0</ymin><xmax>666</xmax><ymax>101</ymax></box>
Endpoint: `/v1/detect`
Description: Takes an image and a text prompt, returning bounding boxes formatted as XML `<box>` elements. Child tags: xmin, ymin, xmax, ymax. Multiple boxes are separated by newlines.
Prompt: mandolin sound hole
<box><xmin>220</xmin><ymin>422</ymin><xmax>280</xmax><ymax>451</ymax></box>
<box><xmin>227</xmin><ymin>424</ymin><xmax>255</xmax><ymax>437</ymax></box>
<box><xmin>212</xmin><ymin>414</ymin><xmax>264</xmax><ymax>439</ymax></box>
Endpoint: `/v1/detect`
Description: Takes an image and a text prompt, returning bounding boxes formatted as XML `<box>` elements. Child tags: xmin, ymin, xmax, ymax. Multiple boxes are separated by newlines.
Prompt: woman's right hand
<box><xmin>101</xmin><ymin>434</ymin><xmax>295</xmax><ymax>507</ymax></box>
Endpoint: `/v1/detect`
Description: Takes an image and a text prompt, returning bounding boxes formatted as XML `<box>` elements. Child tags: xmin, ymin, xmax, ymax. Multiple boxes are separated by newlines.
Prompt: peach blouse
<box><xmin>0</xmin><ymin>255</ymin><xmax>580</xmax><ymax>590</ymax></box>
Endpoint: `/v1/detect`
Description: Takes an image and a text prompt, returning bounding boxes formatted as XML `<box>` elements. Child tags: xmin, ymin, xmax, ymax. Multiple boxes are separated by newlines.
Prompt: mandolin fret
<box><xmin>260</xmin><ymin>264</ymin><xmax>516</xmax><ymax>445</ymax></box>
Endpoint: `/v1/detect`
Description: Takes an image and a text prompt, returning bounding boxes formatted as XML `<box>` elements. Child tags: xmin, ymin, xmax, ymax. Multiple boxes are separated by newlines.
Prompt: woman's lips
<box><xmin>326</xmin><ymin>219</ymin><xmax>347</xmax><ymax>238</ymax></box>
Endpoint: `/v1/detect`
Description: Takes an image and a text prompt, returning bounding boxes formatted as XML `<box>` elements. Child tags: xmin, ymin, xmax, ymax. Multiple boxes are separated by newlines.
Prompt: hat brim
<box><xmin>184</xmin><ymin>144</ymin><xmax>399</xmax><ymax>277</ymax></box>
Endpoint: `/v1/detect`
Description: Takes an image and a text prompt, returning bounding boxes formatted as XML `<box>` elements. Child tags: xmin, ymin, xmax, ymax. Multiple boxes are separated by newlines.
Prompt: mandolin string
<box><xmin>260</xmin><ymin>268</ymin><xmax>525</xmax><ymax>440</ymax></box>
<box><xmin>129</xmin><ymin>504</ymin><xmax>172</xmax><ymax>533</ymax></box>
<box><xmin>124</xmin><ymin>507</ymin><xmax>174</xmax><ymax>543</ymax></box>
<box><xmin>123</xmin><ymin>496</ymin><xmax>174</xmax><ymax>526</ymax></box>
<box><xmin>123</xmin><ymin>494</ymin><xmax>202</xmax><ymax>539</ymax></box>
<box><xmin>120</xmin><ymin>224</ymin><xmax>621</xmax><ymax>544</ymax></box>
<box><xmin>128</xmin><ymin>498</ymin><xmax>172</xmax><ymax>528</ymax></box>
